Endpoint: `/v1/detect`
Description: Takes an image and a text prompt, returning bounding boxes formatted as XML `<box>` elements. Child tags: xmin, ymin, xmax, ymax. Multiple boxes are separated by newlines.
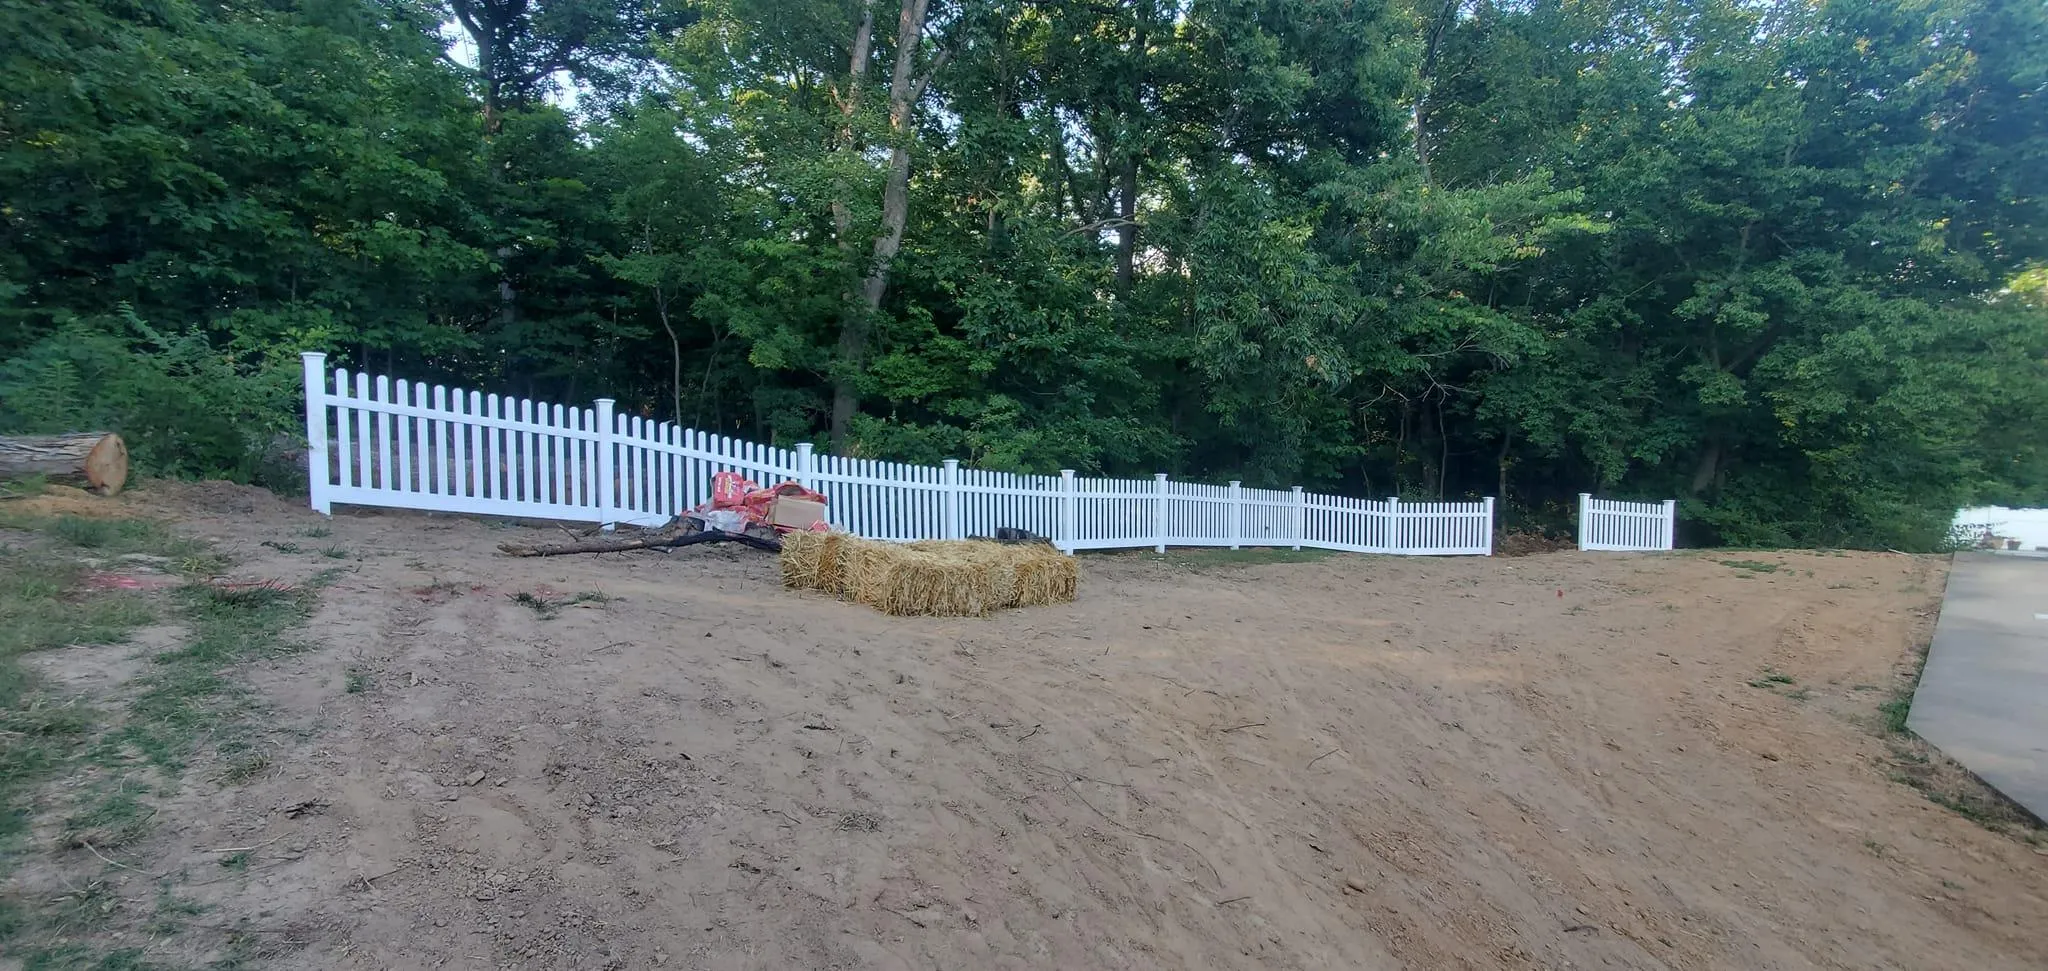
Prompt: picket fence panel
<box><xmin>302</xmin><ymin>354</ymin><xmax>1496</xmax><ymax>555</ymax></box>
<box><xmin>1578</xmin><ymin>494</ymin><xmax>1677</xmax><ymax>551</ymax></box>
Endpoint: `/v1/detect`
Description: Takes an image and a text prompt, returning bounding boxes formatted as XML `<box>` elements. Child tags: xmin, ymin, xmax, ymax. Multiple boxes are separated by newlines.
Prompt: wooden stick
<box><xmin>499</xmin><ymin>530</ymin><xmax>781</xmax><ymax>557</ymax></box>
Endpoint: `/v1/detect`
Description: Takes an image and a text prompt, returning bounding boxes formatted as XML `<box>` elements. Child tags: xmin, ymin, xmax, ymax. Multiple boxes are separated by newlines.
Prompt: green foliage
<box><xmin>1</xmin><ymin>0</ymin><xmax>2043</xmax><ymax>548</ymax></box>
<box><xmin>0</xmin><ymin>312</ymin><xmax>300</xmax><ymax>483</ymax></box>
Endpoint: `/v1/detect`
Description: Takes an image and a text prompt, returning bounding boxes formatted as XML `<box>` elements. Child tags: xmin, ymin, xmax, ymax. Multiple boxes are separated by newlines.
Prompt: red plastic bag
<box><xmin>710</xmin><ymin>471</ymin><xmax>758</xmax><ymax>508</ymax></box>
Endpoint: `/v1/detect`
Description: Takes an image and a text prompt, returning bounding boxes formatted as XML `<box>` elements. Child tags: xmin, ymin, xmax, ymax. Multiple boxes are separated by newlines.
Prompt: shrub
<box><xmin>0</xmin><ymin>308</ymin><xmax>301</xmax><ymax>485</ymax></box>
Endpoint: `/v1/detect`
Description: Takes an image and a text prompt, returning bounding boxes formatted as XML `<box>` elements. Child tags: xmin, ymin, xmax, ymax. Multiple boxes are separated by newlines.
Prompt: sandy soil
<box><xmin>16</xmin><ymin>482</ymin><xmax>2048</xmax><ymax>969</ymax></box>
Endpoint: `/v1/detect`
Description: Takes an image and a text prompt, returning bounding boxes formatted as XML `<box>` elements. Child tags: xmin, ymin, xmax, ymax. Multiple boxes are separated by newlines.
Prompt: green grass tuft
<box><xmin>1718</xmin><ymin>558</ymin><xmax>1781</xmax><ymax>574</ymax></box>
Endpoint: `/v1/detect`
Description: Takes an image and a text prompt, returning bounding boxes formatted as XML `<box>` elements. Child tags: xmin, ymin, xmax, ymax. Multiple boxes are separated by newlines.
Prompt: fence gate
<box><xmin>1578</xmin><ymin>494</ymin><xmax>1677</xmax><ymax>551</ymax></box>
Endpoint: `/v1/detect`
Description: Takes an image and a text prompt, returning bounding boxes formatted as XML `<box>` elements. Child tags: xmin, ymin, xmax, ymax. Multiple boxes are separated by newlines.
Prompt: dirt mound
<box><xmin>18</xmin><ymin>499</ymin><xmax>2048</xmax><ymax>970</ymax></box>
<box><xmin>1</xmin><ymin>482</ymin><xmax>128</xmax><ymax>518</ymax></box>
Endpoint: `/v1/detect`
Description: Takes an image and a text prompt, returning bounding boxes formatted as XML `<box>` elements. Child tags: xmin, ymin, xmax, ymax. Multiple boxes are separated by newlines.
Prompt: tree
<box><xmin>447</xmin><ymin>0</ymin><xmax>692</xmax><ymax>121</ymax></box>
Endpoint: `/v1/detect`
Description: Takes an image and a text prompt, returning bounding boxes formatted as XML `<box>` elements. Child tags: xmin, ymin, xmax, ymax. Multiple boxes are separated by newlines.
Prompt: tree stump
<box><xmin>0</xmin><ymin>433</ymin><xmax>130</xmax><ymax>495</ymax></box>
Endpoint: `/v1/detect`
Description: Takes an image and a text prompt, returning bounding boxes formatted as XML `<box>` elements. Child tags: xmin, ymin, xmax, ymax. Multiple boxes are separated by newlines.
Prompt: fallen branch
<box><xmin>499</xmin><ymin>529</ymin><xmax>781</xmax><ymax>557</ymax></box>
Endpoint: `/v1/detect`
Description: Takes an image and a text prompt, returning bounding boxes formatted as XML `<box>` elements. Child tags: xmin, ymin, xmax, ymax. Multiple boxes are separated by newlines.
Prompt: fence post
<box><xmin>1387</xmin><ymin>496</ymin><xmax>1400</xmax><ymax>554</ymax></box>
<box><xmin>1483</xmin><ymin>496</ymin><xmax>1496</xmax><ymax>556</ymax></box>
<box><xmin>794</xmin><ymin>442</ymin><xmax>814</xmax><ymax>491</ymax></box>
<box><xmin>1059</xmin><ymin>469</ymin><xmax>1077</xmax><ymax>555</ymax></box>
<box><xmin>1153</xmin><ymin>473</ymin><xmax>1169</xmax><ymax>554</ymax></box>
<box><xmin>1291</xmin><ymin>486</ymin><xmax>1304</xmax><ymax>551</ymax></box>
<box><xmin>943</xmin><ymin>459</ymin><xmax>962</xmax><ymax>540</ymax></box>
<box><xmin>594</xmin><ymin>398</ymin><xmax>617</xmax><ymax>529</ymax></box>
<box><xmin>300</xmin><ymin>352</ymin><xmax>332</xmax><ymax>515</ymax></box>
<box><xmin>1578</xmin><ymin>492</ymin><xmax>1592</xmax><ymax>549</ymax></box>
<box><xmin>1228</xmin><ymin>481</ymin><xmax>1242</xmax><ymax>549</ymax></box>
<box><xmin>1662</xmin><ymin>498</ymin><xmax>1677</xmax><ymax>550</ymax></box>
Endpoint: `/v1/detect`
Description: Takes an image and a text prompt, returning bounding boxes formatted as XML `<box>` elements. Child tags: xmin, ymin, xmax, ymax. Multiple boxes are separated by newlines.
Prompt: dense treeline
<box><xmin>2</xmin><ymin>0</ymin><xmax>2043</xmax><ymax>547</ymax></box>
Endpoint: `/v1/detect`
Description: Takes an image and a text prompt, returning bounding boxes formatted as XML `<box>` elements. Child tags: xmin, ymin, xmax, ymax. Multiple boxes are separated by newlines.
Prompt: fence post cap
<box><xmin>300</xmin><ymin>350</ymin><xmax>326</xmax><ymax>363</ymax></box>
<box><xmin>943</xmin><ymin>458</ymin><xmax>959</xmax><ymax>469</ymax></box>
<box><xmin>1580</xmin><ymin>492</ymin><xmax>1592</xmax><ymax>500</ymax></box>
<box><xmin>1061</xmin><ymin>469</ymin><xmax>1075</xmax><ymax>477</ymax></box>
<box><xmin>1291</xmin><ymin>485</ymin><xmax>1303</xmax><ymax>493</ymax></box>
<box><xmin>795</xmin><ymin>442</ymin><xmax>814</xmax><ymax>454</ymax></box>
<box><xmin>1155</xmin><ymin>472</ymin><xmax>1169</xmax><ymax>481</ymax></box>
<box><xmin>1229</xmin><ymin>480</ymin><xmax>1241</xmax><ymax>487</ymax></box>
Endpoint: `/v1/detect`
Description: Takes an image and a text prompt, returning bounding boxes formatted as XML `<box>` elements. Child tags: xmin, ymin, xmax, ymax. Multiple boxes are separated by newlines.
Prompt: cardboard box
<box><xmin>767</xmin><ymin>495</ymin><xmax>827</xmax><ymax>530</ymax></box>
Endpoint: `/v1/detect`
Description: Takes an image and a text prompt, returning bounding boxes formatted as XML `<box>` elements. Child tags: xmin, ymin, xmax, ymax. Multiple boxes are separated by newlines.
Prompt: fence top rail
<box><xmin>1584</xmin><ymin>495</ymin><xmax>1675</xmax><ymax>509</ymax></box>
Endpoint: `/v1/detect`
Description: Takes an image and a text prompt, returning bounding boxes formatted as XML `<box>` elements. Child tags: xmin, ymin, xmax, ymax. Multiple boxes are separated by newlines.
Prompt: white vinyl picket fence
<box><xmin>300</xmin><ymin>353</ymin><xmax>1495</xmax><ymax>555</ymax></box>
<box><xmin>1578</xmin><ymin>494</ymin><xmax>1677</xmax><ymax>551</ymax></box>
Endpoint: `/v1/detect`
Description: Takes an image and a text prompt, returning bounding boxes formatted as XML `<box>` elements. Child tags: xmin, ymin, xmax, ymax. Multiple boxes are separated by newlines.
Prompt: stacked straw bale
<box><xmin>780</xmin><ymin>532</ymin><xmax>1078</xmax><ymax>616</ymax></box>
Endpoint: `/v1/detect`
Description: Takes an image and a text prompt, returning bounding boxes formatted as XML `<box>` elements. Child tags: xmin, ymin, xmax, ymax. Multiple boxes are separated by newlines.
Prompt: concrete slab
<box><xmin>1909</xmin><ymin>552</ymin><xmax>2048</xmax><ymax>820</ymax></box>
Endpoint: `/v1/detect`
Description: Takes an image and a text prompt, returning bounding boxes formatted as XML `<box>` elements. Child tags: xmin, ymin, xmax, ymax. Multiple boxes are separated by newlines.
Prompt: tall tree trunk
<box><xmin>1689</xmin><ymin>439</ymin><xmax>1722</xmax><ymax>497</ymax></box>
<box><xmin>1115</xmin><ymin>154</ymin><xmax>1138</xmax><ymax>293</ymax></box>
<box><xmin>828</xmin><ymin>0</ymin><xmax>878</xmax><ymax>451</ymax></box>
<box><xmin>829</xmin><ymin>1</ymin><xmax>875</xmax><ymax>240</ymax></box>
<box><xmin>1496</xmin><ymin>425</ymin><xmax>1513</xmax><ymax>508</ymax></box>
<box><xmin>1112</xmin><ymin>18</ymin><xmax>1148</xmax><ymax>293</ymax></box>
<box><xmin>655</xmin><ymin>285</ymin><xmax>682</xmax><ymax>425</ymax></box>
<box><xmin>450</xmin><ymin>0</ymin><xmax>505</xmax><ymax>131</ymax></box>
<box><xmin>832</xmin><ymin>0</ymin><xmax>946</xmax><ymax>452</ymax></box>
<box><xmin>1413</xmin><ymin>0</ymin><xmax>1461</xmax><ymax>185</ymax></box>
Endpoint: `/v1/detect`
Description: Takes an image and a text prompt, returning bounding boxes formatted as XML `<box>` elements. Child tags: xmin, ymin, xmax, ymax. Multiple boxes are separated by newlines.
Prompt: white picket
<box><xmin>299</xmin><ymin>353</ymin><xmax>1523</xmax><ymax>554</ymax></box>
<box><xmin>1577</xmin><ymin>494</ymin><xmax>1676</xmax><ymax>551</ymax></box>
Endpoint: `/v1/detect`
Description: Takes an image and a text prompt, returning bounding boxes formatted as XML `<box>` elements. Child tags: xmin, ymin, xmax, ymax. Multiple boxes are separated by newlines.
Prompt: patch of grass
<box><xmin>62</xmin><ymin>787</ymin><xmax>155</xmax><ymax>850</ymax></box>
<box><xmin>1879</xmin><ymin>693</ymin><xmax>1914</xmax><ymax>734</ymax></box>
<box><xmin>1786</xmin><ymin>687</ymin><xmax>1814</xmax><ymax>701</ymax></box>
<box><xmin>146</xmin><ymin>889</ymin><xmax>207</xmax><ymax>938</ymax></box>
<box><xmin>317</xmin><ymin>546</ymin><xmax>350</xmax><ymax>559</ymax></box>
<box><xmin>508</xmin><ymin>589</ymin><xmax>611</xmax><ymax>619</ymax></box>
<box><xmin>1718</xmin><ymin>559</ymin><xmax>1781</xmax><ymax>574</ymax></box>
<box><xmin>1879</xmin><ymin>638</ymin><xmax>1931</xmax><ymax>735</ymax></box>
<box><xmin>218</xmin><ymin>851</ymin><xmax>250</xmax><ymax>871</ymax></box>
<box><xmin>1</xmin><ymin>552</ymin><xmax>155</xmax><ymax>848</ymax></box>
<box><xmin>297</xmin><ymin>526</ymin><xmax>332</xmax><ymax>539</ymax></box>
<box><xmin>220</xmin><ymin>752</ymin><xmax>271</xmax><ymax>784</ymax></box>
<box><xmin>0</xmin><ymin>512</ymin><xmax>209</xmax><ymax>563</ymax></box>
<box><xmin>0</xmin><ymin>512</ymin><xmax>323</xmax><ymax>965</ymax></box>
<box><xmin>0</xmin><ymin>474</ymin><xmax>49</xmax><ymax>498</ymax></box>
<box><xmin>1747</xmin><ymin>668</ymin><xmax>1796</xmax><ymax>688</ymax></box>
<box><xmin>259</xmin><ymin>540</ymin><xmax>302</xmax><ymax>554</ymax></box>
<box><xmin>343</xmin><ymin>667</ymin><xmax>369</xmax><ymax>694</ymax></box>
<box><xmin>98</xmin><ymin>582</ymin><xmax>313</xmax><ymax>773</ymax></box>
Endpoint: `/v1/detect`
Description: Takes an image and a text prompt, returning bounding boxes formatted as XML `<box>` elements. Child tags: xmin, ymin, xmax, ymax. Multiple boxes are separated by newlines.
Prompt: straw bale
<box><xmin>780</xmin><ymin>533</ymin><xmax>1077</xmax><ymax>616</ymax></box>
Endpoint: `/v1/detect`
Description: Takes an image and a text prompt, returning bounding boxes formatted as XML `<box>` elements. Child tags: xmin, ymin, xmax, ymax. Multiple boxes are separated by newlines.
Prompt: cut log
<box><xmin>499</xmin><ymin>529</ymin><xmax>782</xmax><ymax>557</ymax></box>
<box><xmin>0</xmin><ymin>433</ymin><xmax>129</xmax><ymax>495</ymax></box>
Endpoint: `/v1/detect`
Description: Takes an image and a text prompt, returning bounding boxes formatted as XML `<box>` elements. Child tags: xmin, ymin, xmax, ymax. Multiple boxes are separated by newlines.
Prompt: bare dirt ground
<box><xmin>12</xmin><ymin>481</ymin><xmax>2048</xmax><ymax>970</ymax></box>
